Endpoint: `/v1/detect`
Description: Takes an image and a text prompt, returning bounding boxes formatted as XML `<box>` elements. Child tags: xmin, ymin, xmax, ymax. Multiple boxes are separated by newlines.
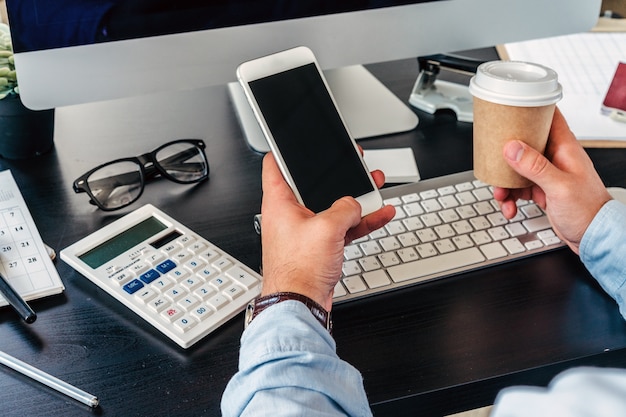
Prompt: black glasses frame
<box><xmin>73</xmin><ymin>139</ymin><xmax>209</xmax><ymax>211</ymax></box>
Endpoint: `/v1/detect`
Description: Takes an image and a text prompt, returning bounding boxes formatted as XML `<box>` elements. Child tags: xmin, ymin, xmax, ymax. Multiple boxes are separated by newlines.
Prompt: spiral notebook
<box><xmin>0</xmin><ymin>170</ymin><xmax>64</xmax><ymax>307</ymax></box>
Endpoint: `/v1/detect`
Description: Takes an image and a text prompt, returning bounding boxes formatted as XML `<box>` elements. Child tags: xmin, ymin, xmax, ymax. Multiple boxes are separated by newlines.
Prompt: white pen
<box><xmin>0</xmin><ymin>350</ymin><xmax>99</xmax><ymax>408</ymax></box>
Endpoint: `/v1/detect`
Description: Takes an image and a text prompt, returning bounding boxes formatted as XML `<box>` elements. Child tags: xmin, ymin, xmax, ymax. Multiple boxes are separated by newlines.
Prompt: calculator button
<box><xmin>209</xmin><ymin>276</ymin><xmax>231</xmax><ymax>291</ymax></box>
<box><xmin>193</xmin><ymin>285</ymin><xmax>216</xmax><ymax>300</ymax></box>
<box><xmin>176</xmin><ymin>235</ymin><xmax>196</xmax><ymax>247</ymax></box>
<box><xmin>151</xmin><ymin>276</ymin><xmax>174</xmax><ymax>292</ymax></box>
<box><xmin>172</xmin><ymin>251</ymin><xmax>191</xmax><ymax>263</ymax></box>
<box><xmin>148</xmin><ymin>297</ymin><xmax>171</xmax><ymax>313</ymax></box>
<box><xmin>123</xmin><ymin>279</ymin><xmax>144</xmax><ymax>294</ymax></box>
<box><xmin>181</xmin><ymin>276</ymin><xmax>203</xmax><ymax>292</ymax></box>
<box><xmin>144</xmin><ymin>251</ymin><xmax>166</xmax><ymax>266</ymax></box>
<box><xmin>129</xmin><ymin>262</ymin><xmax>149</xmax><ymax>276</ymax></box>
<box><xmin>183</xmin><ymin>258</ymin><xmax>205</xmax><ymax>273</ymax></box>
<box><xmin>226</xmin><ymin>267</ymin><xmax>260</xmax><ymax>290</ymax></box>
<box><xmin>199</xmin><ymin>249</ymin><xmax>220</xmax><ymax>263</ymax></box>
<box><xmin>178</xmin><ymin>295</ymin><xmax>200</xmax><ymax>311</ymax></box>
<box><xmin>196</xmin><ymin>266</ymin><xmax>219</xmax><ymax>281</ymax></box>
<box><xmin>135</xmin><ymin>288</ymin><xmax>157</xmax><ymax>304</ymax></box>
<box><xmin>167</xmin><ymin>267</ymin><xmax>189</xmax><ymax>282</ymax></box>
<box><xmin>173</xmin><ymin>316</ymin><xmax>197</xmax><ymax>333</ymax></box>
<box><xmin>212</xmin><ymin>257</ymin><xmax>233</xmax><ymax>272</ymax></box>
<box><xmin>187</xmin><ymin>242</ymin><xmax>208</xmax><ymax>255</ymax></box>
<box><xmin>161</xmin><ymin>243</ymin><xmax>181</xmax><ymax>257</ymax></box>
<box><xmin>223</xmin><ymin>285</ymin><xmax>244</xmax><ymax>300</ymax></box>
<box><xmin>112</xmin><ymin>271</ymin><xmax>133</xmax><ymax>286</ymax></box>
<box><xmin>160</xmin><ymin>306</ymin><xmax>183</xmax><ymax>322</ymax></box>
<box><xmin>139</xmin><ymin>269</ymin><xmax>160</xmax><ymax>284</ymax></box>
<box><xmin>155</xmin><ymin>259</ymin><xmax>177</xmax><ymax>274</ymax></box>
<box><xmin>207</xmin><ymin>294</ymin><xmax>228</xmax><ymax>310</ymax></box>
<box><xmin>164</xmin><ymin>286</ymin><xmax>187</xmax><ymax>302</ymax></box>
<box><xmin>191</xmin><ymin>304</ymin><xmax>213</xmax><ymax>321</ymax></box>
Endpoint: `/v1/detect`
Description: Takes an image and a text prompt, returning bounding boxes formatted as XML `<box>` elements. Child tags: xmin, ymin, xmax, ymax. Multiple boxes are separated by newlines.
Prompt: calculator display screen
<box><xmin>79</xmin><ymin>216</ymin><xmax>167</xmax><ymax>269</ymax></box>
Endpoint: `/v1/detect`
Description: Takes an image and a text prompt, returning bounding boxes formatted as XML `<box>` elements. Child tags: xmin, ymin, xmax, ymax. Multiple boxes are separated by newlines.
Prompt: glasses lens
<box><xmin>155</xmin><ymin>142</ymin><xmax>208</xmax><ymax>183</ymax></box>
<box><xmin>86</xmin><ymin>161</ymin><xmax>143</xmax><ymax>210</ymax></box>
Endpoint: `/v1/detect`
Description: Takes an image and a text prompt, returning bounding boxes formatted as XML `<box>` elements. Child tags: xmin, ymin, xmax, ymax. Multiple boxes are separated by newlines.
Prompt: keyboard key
<box><xmin>505</xmin><ymin>222</ymin><xmax>526</xmax><ymax>237</ymax></box>
<box><xmin>342</xmin><ymin>276</ymin><xmax>368</xmax><ymax>293</ymax></box>
<box><xmin>402</xmin><ymin>216</ymin><xmax>424</xmax><ymax>231</ymax></box>
<box><xmin>379</xmin><ymin>236</ymin><xmax>402</xmax><ymax>252</ymax></box>
<box><xmin>378</xmin><ymin>252</ymin><xmax>400</xmax><ymax>267</ymax></box>
<box><xmin>386</xmin><ymin>221</ymin><xmax>407</xmax><ymax>235</ymax></box>
<box><xmin>523</xmin><ymin>217</ymin><xmax>552</xmax><ymax>232</ymax></box>
<box><xmin>434</xmin><ymin>239</ymin><xmax>456</xmax><ymax>254</ymax></box>
<box><xmin>358</xmin><ymin>256</ymin><xmax>382</xmax><ymax>272</ymax></box>
<box><xmin>362</xmin><ymin>270</ymin><xmax>392</xmax><ymax>289</ymax></box>
<box><xmin>342</xmin><ymin>260</ymin><xmax>362</xmax><ymax>276</ymax></box>
<box><xmin>333</xmin><ymin>282</ymin><xmax>347</xmax><ymax>298</ymax></box>
<box><xmin>360</xmin><ymin>241</ymin><xmax>382</xmax><ymax>256</ymax></box>
<box><xmin>502</xmin><ymin>238</ymin><xmax>526</xmax><ymax>254</ymax></box>
<box><xmin>388</xmin><ymin>248</ymin><xmax>485</xmax><ymax>283</ymax></box>
<box><xmin>480</xmin><ymin>242</ymin><xmax>508</xmax><ymax>260</ymax></box>
<box><xmin>398</xmin><ymin>232</ymin><xmax>420</xmax><ymax>247</ymax></box>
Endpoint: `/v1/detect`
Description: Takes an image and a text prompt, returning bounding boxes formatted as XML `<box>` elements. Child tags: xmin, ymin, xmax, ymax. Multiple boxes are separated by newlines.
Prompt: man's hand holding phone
<box><xmin>260</xmin><ymin>153</ymin><xmax>395</xmax><ymax>311</ymax></box>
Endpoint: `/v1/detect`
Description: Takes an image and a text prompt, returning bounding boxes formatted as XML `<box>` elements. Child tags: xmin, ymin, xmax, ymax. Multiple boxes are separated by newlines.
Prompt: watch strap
<box><xmin>245</xmin><ymin>292</ymin><xmax>332</xmax><ymax>333</ymax></box>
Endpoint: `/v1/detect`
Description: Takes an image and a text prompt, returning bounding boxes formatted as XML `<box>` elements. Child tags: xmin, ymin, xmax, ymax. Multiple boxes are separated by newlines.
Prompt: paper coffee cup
<box><xmin>469</xmin><ymin>61</ymin><xmax>562</xmax><ymax>188</ymax></box>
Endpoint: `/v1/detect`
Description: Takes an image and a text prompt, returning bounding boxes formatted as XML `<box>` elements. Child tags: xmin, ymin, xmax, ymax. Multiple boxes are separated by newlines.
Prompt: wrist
<box><xmin>245</xmin><ymin>292</ymin><xmax>333</xmax><ymax>333</ymax></box>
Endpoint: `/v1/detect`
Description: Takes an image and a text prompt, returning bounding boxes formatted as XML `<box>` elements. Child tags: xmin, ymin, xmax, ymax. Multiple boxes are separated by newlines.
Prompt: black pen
<box><xmin>0</xmin><ymin>272</ymin><xmax>37</xmax><ymax>323</ymax></box>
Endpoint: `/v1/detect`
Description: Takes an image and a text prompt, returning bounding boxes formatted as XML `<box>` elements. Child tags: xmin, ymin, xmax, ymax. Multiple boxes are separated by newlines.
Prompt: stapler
<box><xmin>409</xmin><ymin>54</ymin><xmax>485</xmax><ymax>122</ymax></box>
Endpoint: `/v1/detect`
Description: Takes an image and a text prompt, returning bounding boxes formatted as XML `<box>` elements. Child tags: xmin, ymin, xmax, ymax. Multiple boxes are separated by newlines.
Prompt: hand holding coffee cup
<box><xmin>469</xmin><ymin>61</ymin><xmax>562</xmax><ymax>188</ymax></box>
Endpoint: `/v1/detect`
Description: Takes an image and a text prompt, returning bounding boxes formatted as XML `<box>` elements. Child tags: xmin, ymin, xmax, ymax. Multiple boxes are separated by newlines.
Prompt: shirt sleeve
<box><xmin>221</xmin><ymin>300</ymin><xmax>373</xmax><ymax>417</ymax></box>
<box><xmin>490</xmin><ymin>367</ymin><xmax>626</xmax><ymax>417</ymax></box>
<box><xmin>579</xmin><ymin>200</ymin><xmax>626</xmax><ymax>320</ymax></box>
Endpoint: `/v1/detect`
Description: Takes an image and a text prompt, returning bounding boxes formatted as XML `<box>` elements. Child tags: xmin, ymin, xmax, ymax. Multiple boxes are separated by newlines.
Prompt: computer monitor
<box><xmin>6</xmin><ymin>0</ymin><xmax>601</xmax><ymax>151</ymax></box>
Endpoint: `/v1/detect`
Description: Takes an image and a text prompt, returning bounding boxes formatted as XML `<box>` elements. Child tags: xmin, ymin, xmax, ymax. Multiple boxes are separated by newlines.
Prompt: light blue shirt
<box><xmin>222</xmin><ymin>200</ymin><xmax>626</xmax><ymax>416</ymax></box>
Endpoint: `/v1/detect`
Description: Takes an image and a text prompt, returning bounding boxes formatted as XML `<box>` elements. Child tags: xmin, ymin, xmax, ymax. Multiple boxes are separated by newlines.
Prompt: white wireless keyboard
<box><xmin>332</xmin><ymin>170</ymin><xmax>565</xmax><ymax>303</ymax></box>
<box><xmin>60</xmin><ymin>204</ymin><xmax>262</xmax><ymax>348</ymax></box>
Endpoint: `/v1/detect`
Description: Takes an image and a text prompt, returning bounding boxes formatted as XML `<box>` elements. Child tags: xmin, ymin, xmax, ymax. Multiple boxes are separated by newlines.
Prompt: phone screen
<box><xmin>249</xmin><ymin>63</ymin><xmax>375</xmax><ymax>213</ymax></box>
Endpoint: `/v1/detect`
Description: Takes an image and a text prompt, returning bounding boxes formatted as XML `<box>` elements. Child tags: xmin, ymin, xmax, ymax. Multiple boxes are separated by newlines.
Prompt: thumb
<box><xmin>503</xmin><ymin>140</ymin><xmax>561</xmax><ymax>191</ymax></box>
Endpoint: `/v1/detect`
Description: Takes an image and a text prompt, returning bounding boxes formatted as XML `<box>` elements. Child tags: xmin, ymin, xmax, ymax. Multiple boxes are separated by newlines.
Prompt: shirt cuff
<box><xmin>580</xmin><ymin>200</ymin><xmax>626</xmax><ymax>319</ymax></box>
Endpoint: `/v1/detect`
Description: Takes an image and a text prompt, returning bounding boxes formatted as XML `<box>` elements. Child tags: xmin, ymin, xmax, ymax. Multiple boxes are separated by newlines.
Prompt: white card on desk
<box><xmin>0</xmin><ymin>170</ymin><xmax>64</xmax><ymax>307</ymax></box>
<box><xmin>363</xmin><ymin>148</ymin><xmax>421</xmax><ymax>183</ymax></box>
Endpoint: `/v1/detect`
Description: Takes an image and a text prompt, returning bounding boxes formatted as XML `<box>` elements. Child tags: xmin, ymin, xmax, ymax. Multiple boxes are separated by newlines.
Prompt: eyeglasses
<box><xmin>73</xmin><ymin>139</ymin><xmax>209</xmax><ymax>211</ymax></box>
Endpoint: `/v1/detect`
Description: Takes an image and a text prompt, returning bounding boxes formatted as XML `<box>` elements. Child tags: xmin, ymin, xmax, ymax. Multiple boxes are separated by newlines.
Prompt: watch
<box><xmin>245</xmin><ymin>292</ymin><xmax>332</xmax><ymax>333</ymax></box>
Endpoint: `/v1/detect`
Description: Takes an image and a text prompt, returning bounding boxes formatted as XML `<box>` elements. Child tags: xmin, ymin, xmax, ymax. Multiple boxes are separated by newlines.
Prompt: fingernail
<box><xmin>504</xmin><ymin>141</ymin><xmax>524</xmax><ymax>162</ymax></box>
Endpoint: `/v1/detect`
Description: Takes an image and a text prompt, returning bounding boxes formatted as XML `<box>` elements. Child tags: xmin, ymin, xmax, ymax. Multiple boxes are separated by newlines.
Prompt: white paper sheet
<box><xmin>504</xmin><ymin>32</ymin><xmax>626</xmax><ymax>141</ymax></box>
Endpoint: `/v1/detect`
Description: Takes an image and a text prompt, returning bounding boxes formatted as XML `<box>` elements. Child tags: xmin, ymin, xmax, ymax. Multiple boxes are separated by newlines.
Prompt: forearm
<box><xmin>221</xmin><ymin>301</ymin><xmax>372</xmax><ymax>417</ymax></box>
<box><xmin>579</xmin><ymin>200</ymin><xmax>626</xmax><ymax>320</ymax></box>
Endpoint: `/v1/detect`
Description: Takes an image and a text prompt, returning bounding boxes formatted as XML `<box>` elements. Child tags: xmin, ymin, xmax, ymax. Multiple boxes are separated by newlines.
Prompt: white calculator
<box><xmin>60</xmin><ymin>204</ymin><xmax>262</xmax><ymax>348</ymax></box>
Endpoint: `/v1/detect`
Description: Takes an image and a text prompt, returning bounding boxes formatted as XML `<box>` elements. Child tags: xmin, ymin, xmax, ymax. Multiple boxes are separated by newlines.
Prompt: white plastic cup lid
<box><xmin>469</xmin><ymin>61</ymin><xmax>562</xmax><ymax>107</ymax></box>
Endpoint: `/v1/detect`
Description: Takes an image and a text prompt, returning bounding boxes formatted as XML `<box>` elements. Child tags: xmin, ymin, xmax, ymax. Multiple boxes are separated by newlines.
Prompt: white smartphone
<box><xmin>237</xmin><ymin>46</ymin><xmax>383</xmax><ymax>215</ymax></box>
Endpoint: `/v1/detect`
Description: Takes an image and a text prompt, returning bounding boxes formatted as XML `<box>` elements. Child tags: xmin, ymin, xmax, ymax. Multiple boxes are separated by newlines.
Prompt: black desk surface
<box><xmin>1</xmin><ymin>56</ymin><xmax>626</xmax><ymax>417</ymax></box>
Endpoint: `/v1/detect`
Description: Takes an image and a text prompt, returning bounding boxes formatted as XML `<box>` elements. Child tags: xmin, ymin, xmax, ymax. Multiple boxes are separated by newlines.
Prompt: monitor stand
<box><xmin>228</xmin><ymin>65</ymin><xmax>419</xmax><ymax>153</ymax></box>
